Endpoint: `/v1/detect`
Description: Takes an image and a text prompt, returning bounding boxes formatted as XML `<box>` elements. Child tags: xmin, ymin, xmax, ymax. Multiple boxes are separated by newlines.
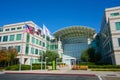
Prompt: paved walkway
<box><xmin>1</xmin><ymin>66</ymin><xmax>120</xmax><ymax>80</ymax></box>
<box><xmin>3</xmin><ymin>69</ymin><xmax>120</xmax><ymax>76</ymax></box>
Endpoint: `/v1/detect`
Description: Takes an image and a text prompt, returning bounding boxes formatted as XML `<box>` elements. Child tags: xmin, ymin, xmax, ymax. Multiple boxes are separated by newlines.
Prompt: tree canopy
<box><xmin>42</xmin><ymin>50</ymin><xmax>59</xmax><ymax>62</ymax></box>
<box><xmin>0</xmin><ymin>48</ymin><xmax>18</xmax><ymax>66</ymax></box>
<box><xmin>81</xmin><ymin>47</ymin><xmax>101</xmax><ymax>62</ymax></box>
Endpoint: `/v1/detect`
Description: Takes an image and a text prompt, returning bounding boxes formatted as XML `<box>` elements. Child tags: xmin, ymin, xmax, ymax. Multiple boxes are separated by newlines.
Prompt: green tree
<box><xmin>81</xmin><ymin>49</ymin><xmax>89</xmax><ymax>62</ymax></box>
<box><xmin>8</xmin><ymin>48</ymin><xmax>18</xmax><ymax>65</ymax></box>
<box><xmin>43</xmin><ymin>50</ymin><xmax>59</xmax><ymax>62</ymax></box>
<box><xmin>87</xmin><ymin>48</ymin><xmax>95</xmax><ymax>62</ymax></box>
<box><xmin>94</xmin><ymin>52</ymin><xmax>101</xmax><ymax>62</ymax></box>
<box><xmin>81</xmin><ymin>47</ymin><xmax>101</xmax><ymax>62</ymax></box>
<box><xmin>0</xmin><ymin>48</ymin><xmax>18</xmax><ymax>67</ymax></box>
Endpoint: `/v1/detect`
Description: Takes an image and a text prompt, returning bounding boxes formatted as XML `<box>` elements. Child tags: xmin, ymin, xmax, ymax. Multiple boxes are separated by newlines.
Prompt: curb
<box><xmin>5</xmin><ymin>72</ymin><xmax>96</xmax><ymax>76</ymax></box>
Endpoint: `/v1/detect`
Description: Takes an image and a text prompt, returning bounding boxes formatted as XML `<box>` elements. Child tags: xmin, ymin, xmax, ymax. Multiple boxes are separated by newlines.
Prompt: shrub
<box><xmin>91</xmin><ymin>69</ymin><xmax>120</xmax><ymax>71</ymax></box>
<box><xmin>78</xmin><ymin>62</ymin><xmax>95</xmax><ymax>65</ymax></box>
<box><xmin>88</xmin><ymin>65</ymin><xmax>120</xmax><ymax>69</ymax></box>
<box><xmin>21</xmin><ymin>65</ymin><xmax>30</xmax><ymax>70</ymax></box>
<box><xmin>5</xmin><ymin>65</ymin><xmax>30</xmax><ymax>70</ymax></box>
<box><xmin>6</xmin><ymin>65</ymin><xmax>19</xmax><ymax>70</ymax></box>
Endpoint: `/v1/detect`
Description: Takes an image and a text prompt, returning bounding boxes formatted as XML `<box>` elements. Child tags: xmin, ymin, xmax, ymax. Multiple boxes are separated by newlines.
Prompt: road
<box><xmin>0</xmin><ymin>73</ymin><xmax>100</xmax><ymax>80</ymax></box>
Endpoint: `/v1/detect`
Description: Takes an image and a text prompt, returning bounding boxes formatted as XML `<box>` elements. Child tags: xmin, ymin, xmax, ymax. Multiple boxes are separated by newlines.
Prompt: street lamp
<box><xmin>56</xmin><ymin>58</ymin><xmax>59</xmax><ymax>70</ymax></box>
<box><xmin>45</xmin><ymin>57</ymin><xmax>48</xmax><ymax>70</ymax></box>
<box><xmin>41</xmin><ymin>52</ymin><xmax>43</xmax><ymax>70</ymax></box>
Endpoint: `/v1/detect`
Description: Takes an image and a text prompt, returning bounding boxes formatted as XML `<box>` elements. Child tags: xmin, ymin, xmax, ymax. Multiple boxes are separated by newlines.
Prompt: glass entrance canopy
<box><xmin>53</xmin><ymin>26</ymin><xmax>95</xmax><ymax>64</ymax></box>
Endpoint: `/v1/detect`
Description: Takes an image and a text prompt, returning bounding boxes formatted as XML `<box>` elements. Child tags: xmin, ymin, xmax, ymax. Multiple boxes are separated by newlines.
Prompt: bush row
<box><xmin>5</xmin><ymin>64</ymin><xmax>47</xmax><ymax>70</ymax></box>
<box><xmin>88</xmin><ymin>65</ymin><xmax>120</xmax><ymax>69</ymax></box>
<box><xmin>91</xmin><ymin>69</ymin><xmax>120</xmax><ymax>71</ymax></box>
<box><xmin>78</xmin><ymin>62</ymin><xmax>120</xmax><ymax>69</ymax></box>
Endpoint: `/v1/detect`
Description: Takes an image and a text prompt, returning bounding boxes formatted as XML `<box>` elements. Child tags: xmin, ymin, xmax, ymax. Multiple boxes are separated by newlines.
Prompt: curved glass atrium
<box><xmin>54</xmin><ymin>26</ymin><xmax>95</xmax><ymax>63</ymax></box>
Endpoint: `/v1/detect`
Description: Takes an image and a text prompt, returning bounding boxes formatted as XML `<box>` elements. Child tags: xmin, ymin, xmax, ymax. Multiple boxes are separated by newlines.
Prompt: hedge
<box><xmin>91</xmin><ymin>69</ymin><xmax>120</xmax><ymax>71</ymax></box>
<box><xmin>88</xmin><ymin>65</ymin><xmax>120</xmax><ymax>69</ymax></box>
<box><xmin>5</xmin><ymin>64</ymin><xmax>46</xmax><ymax>70</ymax></box>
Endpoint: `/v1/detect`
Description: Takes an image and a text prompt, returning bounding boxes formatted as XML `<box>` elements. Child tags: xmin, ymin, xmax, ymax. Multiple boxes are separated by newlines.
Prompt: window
<box><xmin>3</xmin><ymin>35</ymin><xmax>8</xmax><ymax>42</ymax></box>
<box><xmin>39</xmin><ymin>40</ymin><xmax>41</xmax><ymax>46</ymax></box>
<box><xmin>17</xmin><ymin>27</ymin><xmax>22</xmax><ymax>30</ymax></box>
<box><xmin>35</xmin><ymin>49</ymin><xmax>38</xmax><ymax>54</ymax></box>
<box><xmin>116</xmin><ymin>22</ymin><xmax>120</xmax><ymax>30</ymax></box>
<box><xmin>32</xmin><ymin>37</ymin><xmax>35</xmax><ymax>43</ymax></box>
<box><xmin>11</xmin><ymin>28</ymin><xmax>16</xmax><ymax>30</ymax></box>
<box><xmin>111</xmin><ymin>12</ymin><xmax>119</xmax><ymax>16</ymax></box>
<box><xmin>0</xmin><ymin>28</ymin><xmax>3</xmax><ymax>32</ymax></box>
<box><xmin>16</xmin><ymin>34</ymin><xmax>22</xmax><ymax>40</ymax></box>
<box><xmin>5</xmin><ymin>29</ymin><xmax>10</xmax><ymax>31</ymax></box>
<box><xmin>2</xmin><ymin>47</ymin><xmax>6</xmax><ymax>50</ymax></box>
<box><xmin>25</xmin><ymin>45</ymin><xmax>29</xmax><ymax>54</ymax></box>
<box><xmin>118</xmin><ymin>38</ymin><xmax>120</xmax><ymax>46</ymax></box>
<box><xmin>43</xmin><ymin>42</ymin><xmax>45</xmax><ymax>47</ymax></box>
<box><xmin>9</xmin><ymin>35</ymin><xmax>14</xmax><ymax>41</ymax></box>
<box><xmin>31</xmin><ymin>47</ymin><xmax>34</xmax><ymax>54</ymax></box>
<box><xmin>0</xmin><ymin>36</ymin><xmax>2</xmax><ymax>42</ymax></box>
<box><xmin>36</xmin><ymin>39</ymin><xmax>38</xmax><ymax>44</ymax></box>
<box><xmin>15</xmin><ymin>46</ymin><xmax>21</xmax><ymax>52</ymax></box>
<box><xmin>26</xmin><ymin>33</ymin><xmax>30</xmax><ymax>43</ymax></box>
<box><xmin>8</xmin><ymin>46</ymin><xmax>13</xmax><ymax>50</ymax></box>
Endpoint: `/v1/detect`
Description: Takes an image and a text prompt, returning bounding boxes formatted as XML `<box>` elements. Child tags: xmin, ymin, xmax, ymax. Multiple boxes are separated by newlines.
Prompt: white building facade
<box><xmin>0</xmin><ymin>21</ymin><xmax>63</xmax><ymax>65</ymax></box>
<box><xmin>100</xmin><ymin>6</ymin><xmax>120</xmax><ymax>65</ymax></box>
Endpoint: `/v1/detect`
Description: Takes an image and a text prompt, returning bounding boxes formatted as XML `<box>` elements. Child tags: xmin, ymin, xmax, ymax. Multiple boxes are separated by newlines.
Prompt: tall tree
<box><xmin>81</xmin><ymin>49</ymin><xmax>89</xmax><ymax>62</ymax></box>
<box><xmin>42</xmin><ymin>50</ymin><xmax>59</xmax><ymax>62</ymax></box>
<box><xmin>81</xmin><ymin>47</ymin><xmax>101</xmax><ymax>62</ymax></box>
<box><xmin>0</xmin><ymin>48</ymin><xmax>18</xmax><ymax>66</ymax></box>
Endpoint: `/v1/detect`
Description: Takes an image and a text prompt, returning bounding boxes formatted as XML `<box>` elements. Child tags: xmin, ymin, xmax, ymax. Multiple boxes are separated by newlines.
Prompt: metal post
<box><xmin>19</xmin><ymin>28</ymin><xmax>24</xmax><ymax>71</ymax></box>
<box><xmin>56</xmin><ymin>58</ymin><xmax>59</xmax><ymax>70</ymax></box>
<box><xmin>41</xmin><ymin>52</ymin><xmax>43</xmax><ymax>70</ymax></box>
<box><xmin>45</xmin><ymin>57</ymin><xmax>48</xmax><ymax>70</ymax></box>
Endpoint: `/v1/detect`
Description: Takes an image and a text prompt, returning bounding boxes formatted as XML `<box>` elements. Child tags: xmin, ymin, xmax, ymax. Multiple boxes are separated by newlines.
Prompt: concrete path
<box><xmin>3</xmin><ymin>69</ymin><xmax>120</xmax><ymax>76</ymax></box>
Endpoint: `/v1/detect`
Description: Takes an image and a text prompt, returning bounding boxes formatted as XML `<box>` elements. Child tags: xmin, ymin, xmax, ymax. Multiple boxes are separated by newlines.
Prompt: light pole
<box><xmin>45</xmin><ymin>57</ymin><xmax>48</xmax><ymax>70</ymax></box>
<box><xmin>41</xmin><ymin>52</ymin><xmax>43</xmax><ymax>70</ymax></box>
<box><xmin>56</xmin><ymin>58</ymin><xmax>59</xmax><ymax>70</ymax></box>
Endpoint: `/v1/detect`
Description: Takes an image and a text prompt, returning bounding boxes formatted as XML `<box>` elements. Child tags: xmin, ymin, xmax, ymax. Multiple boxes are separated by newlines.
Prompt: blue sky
<box><xmin>0</xmin><ymin>0</ymin><xmax>120</xmax><ymax>33</ymax></box>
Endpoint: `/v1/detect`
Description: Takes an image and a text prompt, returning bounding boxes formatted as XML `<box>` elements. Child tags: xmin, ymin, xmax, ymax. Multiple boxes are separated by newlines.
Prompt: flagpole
<box><xmin>19</xmin><ymin>24</ymin><xmax>25</xmax><ymax>71</ymax></box>
<box><xmin>31</xmin><ymin>33</ymin><xmax>34</xmax><ymax>71</ymax></box>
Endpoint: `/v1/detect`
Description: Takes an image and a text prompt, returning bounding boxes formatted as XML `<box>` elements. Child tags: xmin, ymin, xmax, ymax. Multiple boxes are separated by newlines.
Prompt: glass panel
<box><xmin>11</xmin><ymin>28</ymin><xmax>16</xmax><ymax>30</ymax></box>
<box><xmin>116</xmin><ymin>22</ymin><xmax>120</xmax><ymax>30</ymax></box>
<box><xmin>35</xmin><ymin>49</ymin><xmax>38</xmax><ymax>54</ymax></box>
<box><xmin>0</xmin><ymin>28</ymin><xmax>3</xmax><ymax>32</ymax></box>
<box><xmin>8</xmin><ymin>46</ymin><xmax>13</xmax><ymax>50</ymax></box>
<box><xmin>5</xmin><ymin>29</ymin><xmax>9</xmax><ymax>31</ymax></box>
<box><xmin>15</xmin><ymin>46</ymin><xmax>20</xmax><ymax>52</ymax></box>
<box><xmin>25</xmin><ymin>45</ymin><xmax>29</xmax><ymax>54</ymax></box>
<box><xmin>36</xmin><ymin>39</ymin><xmax>38</xmax><ymax>44</ymax></box>
<box><xmin>17</xmin><ymin>27</ymin><xmax>22</xmax><ymax>30</ymax></box>
<box><xmin>111</xmin><ymin>12</ymin><xmax>119</xmax><ymax>16</ymax></box>
<box><xmin>16</xmin><ymin>34</ymin><xmax>22</xmax><ymax>40</ymax></box>
<box><xmin>32</xmin><ymin>37</ymin><xmax>35</xmax><ymax>43</ymax></box>
<box><xmin>26</xmin><ymin>33</ymin><xmax>30</xmax><ymax>43</ymax></box>
<box><xmin>43</xmin><ymin>42</ymin><xmax>45</xmax><ymax>47</ymax></box>
<box><xmin>0</xmin><ymin>36</ymin><xmax>1</xmax><ymax>42</ymax></box>
<box><xmin>118</xmin><ymin>38</ymin><xmax>120</xmax><ymax>46</ymax></box>
<box><xmin>2</xmin><ymin>47</ymin><xmax>6</xmax><ymax>50</ymax></box>
<box><xmin>3</xmin><ymin>36</ymin><xmax>8</xmax><ymax>42</ymax></box>
<box><xmin>31</xmin><ymin>47</ymin><xmax>34</xmax><ymax>54</ymax></box>
<box><xmin>9</xmin><ymin>35</ymin><xmax>14</xmax><ymax>41</ymax></box>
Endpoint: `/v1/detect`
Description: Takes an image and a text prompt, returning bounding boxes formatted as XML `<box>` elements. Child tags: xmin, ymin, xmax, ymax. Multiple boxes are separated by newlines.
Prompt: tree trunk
<box><xmin>8</xmin><ymin>62</ymin><xmax>9</xmax><ymax>67</ymax></box>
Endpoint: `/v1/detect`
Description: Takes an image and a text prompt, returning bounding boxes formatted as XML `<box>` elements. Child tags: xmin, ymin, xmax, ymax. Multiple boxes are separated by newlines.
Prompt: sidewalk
<box><xmin>3</xmin><ymin>69</ymin><xmax>120</xmax><ymax>77</ymax></box>
<box><xmin>1</xmin><ymin>65</ymin><xmax>120</xmax><ymax>77</ymax></box>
